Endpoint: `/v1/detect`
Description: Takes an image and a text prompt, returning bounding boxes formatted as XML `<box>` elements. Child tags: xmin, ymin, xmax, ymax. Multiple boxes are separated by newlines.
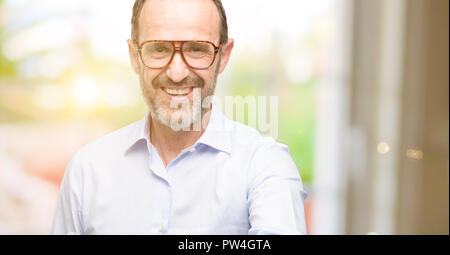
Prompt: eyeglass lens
<box><xmin>141</xmin><ymin>42</ymin><xmax>216</xmax><ymax>69</ymax></box>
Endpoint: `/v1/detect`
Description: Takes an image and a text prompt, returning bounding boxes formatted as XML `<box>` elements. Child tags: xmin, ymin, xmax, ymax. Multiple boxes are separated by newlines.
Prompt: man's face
<box><xmin>128</xmin><ymin>0</ymin><xmax>233</xmax><ymax>130</ymax></box>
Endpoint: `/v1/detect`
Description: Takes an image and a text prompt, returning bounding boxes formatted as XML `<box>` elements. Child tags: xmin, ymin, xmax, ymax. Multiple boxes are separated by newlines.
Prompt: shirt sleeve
<box><xmin>247</xmin><ymin>140</ymin><xmax>308</xmax><ymax>235</ymax></box>
<box><xmin>51</xmin><ymin>151</ymin><xmax>84</xmax><ymax>235</ymax></box>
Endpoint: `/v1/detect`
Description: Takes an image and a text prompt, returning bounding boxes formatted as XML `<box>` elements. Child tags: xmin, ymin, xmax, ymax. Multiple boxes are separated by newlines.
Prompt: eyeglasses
<box><xmin>136</xmin><ymin>40</ymin><xmax>221</xmax><ymax>70</ymax></box>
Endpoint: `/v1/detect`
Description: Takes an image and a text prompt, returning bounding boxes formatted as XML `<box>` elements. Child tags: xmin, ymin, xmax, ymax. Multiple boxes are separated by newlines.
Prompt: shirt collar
<box><xmin>125</xmin><ymin>103</ymin><xmax>232</xmax><ymax>155</ymax></box>
<box><xmin>196</xmin><ymin>103</ymin><xmax>232</xmax><ymax>154</ymax></box>
<box><xmin>124</xmin><ymin>111</ymin><xmax>151</xmax><ymax>154</ymax></box>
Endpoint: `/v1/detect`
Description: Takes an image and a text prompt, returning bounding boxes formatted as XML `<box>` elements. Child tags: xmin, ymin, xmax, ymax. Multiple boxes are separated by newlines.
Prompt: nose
<box><xmin>166</xmin><ymin>50</ymin><xmax>190</xmax><ymax>83</ymax></box>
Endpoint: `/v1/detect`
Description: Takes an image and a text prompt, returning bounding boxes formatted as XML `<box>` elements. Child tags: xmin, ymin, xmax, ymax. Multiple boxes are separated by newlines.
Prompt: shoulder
<box><xmin>227</xmin><ymin>118</ymin><xmax>290</xmax><ymax>157</ymax></box>
<box><xmin>71</xmin><ymin>118</ymin><xmax>144</xmax><ymax>166</ymax></box>
<box><xmin>247</xmin><ymin>135</ymin><xmax>296</xmax><ymax>174</ymax></box>
<box><xmin>225</xmin><ymin>118</ymin><xmax>295</xmax><ymax>171</ymax></box>
<box><xmin>229</xmin><ymin>121</ymin><xmax>305</xmax><ymax>196</ymax></box>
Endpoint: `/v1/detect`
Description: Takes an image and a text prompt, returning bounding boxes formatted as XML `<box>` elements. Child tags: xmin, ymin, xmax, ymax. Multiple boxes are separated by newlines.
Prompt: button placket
<box><xmin>157</xmin><ymin>175</ymin><xmax>172</xmax><ymax>234</ymax></box>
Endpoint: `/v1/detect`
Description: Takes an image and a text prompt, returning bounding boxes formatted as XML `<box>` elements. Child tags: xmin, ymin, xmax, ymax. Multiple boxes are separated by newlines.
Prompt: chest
<box><xmin>82</xmin><ymin>151</ymin><xmax>249</xmax><ymax>234</ymax></box>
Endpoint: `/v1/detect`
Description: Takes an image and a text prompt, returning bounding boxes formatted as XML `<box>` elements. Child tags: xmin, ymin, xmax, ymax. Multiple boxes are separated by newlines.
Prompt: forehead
<box><xmin>139</xmin><ymin>0</ymin><xmax>221</xmax><ymax>43</ymax></box>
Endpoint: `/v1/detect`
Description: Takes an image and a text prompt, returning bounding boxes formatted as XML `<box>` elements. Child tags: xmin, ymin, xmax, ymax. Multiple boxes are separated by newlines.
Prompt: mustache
<box><xmin>152</xmin><ymin>72</ymin><xmax>205</xmax><ymax>88</ymax></box>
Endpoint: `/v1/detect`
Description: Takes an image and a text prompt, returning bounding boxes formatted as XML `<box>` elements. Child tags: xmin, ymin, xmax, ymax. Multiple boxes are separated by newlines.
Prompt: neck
<box><xmin>149</xmin><ymin>109</ymin><xmax>212</xmax><ymax>167</ymax></box>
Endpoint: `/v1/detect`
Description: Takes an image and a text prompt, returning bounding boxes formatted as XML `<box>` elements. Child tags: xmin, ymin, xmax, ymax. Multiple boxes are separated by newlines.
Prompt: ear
<box><xmin>218</xmin><ymin>38</ymin><xmax>234</xmax><ymax>74</ymax></box>
<box><xmin>127</xmin><ymin>39</ymin><xmax>141</xmax><ymax>75</ymax></box>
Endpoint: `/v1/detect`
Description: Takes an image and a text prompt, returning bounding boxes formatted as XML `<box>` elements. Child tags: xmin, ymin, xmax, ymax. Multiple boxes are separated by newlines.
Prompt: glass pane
<box><xmin>141</xmin><ymin>42</ymin><xmax>173</xmax><ymax>67</ymax></box>
<box><xmin>183</xmin><ymin>42</ymin><xmax>214</xmax><ymax>59</ymax></box>
<box><xmin>183</xmin><ymin>42</ymin><xmax>215</xmax><ymax>68</ymax></box>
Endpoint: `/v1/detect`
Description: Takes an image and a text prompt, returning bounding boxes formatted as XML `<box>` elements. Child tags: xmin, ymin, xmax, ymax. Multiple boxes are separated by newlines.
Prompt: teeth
<box><xmin>163</xmin><ymin>87</ymin><xmax>192</xmax><ymax>96</ymax></box>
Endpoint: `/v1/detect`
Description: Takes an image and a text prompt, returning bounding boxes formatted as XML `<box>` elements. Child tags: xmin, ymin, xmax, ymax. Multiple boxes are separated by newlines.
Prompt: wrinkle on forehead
<box><xmin>138</xmin><ymin>0</ymin><xmax>221</xmax><ymax>44</ymax></box>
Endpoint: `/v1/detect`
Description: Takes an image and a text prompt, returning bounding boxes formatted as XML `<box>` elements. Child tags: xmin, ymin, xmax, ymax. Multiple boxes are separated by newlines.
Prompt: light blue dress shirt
<box><xmin>52</xmin><ymin>105</ymin><xmax>307</xmax><ymax>235</ymax></box>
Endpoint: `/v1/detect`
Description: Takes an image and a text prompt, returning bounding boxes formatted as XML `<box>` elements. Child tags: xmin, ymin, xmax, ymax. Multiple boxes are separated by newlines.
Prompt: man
<box><xmin>52</xmin><ymin>0</ymin><xmax>307</xmax><ymax>235</ymax></box>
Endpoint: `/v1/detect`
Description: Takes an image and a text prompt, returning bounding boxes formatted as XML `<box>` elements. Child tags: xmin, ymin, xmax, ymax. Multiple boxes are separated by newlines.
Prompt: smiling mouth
<box><xmin>162</xmin><ymin>87</ymin><xmax>194</xmax><ymax>97</ymax></box>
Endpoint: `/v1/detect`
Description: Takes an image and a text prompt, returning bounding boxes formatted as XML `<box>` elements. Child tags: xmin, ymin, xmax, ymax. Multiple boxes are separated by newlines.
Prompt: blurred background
<box><xmin>0</xmin><ymin>0</ymin><xmax>448</xmax><ymax>234</ymax></box>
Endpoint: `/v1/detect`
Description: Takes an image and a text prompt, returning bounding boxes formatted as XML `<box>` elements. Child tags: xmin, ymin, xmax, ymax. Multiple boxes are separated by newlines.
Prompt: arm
<box><xmin>51</xmin><ymin>152</ymin><xmax>84</xmax><ymax>235</ymax></box>
<box><xmin>247</xmin><ymin>141</ymin><xmax>307</xmax><ymax>235</ymax></box>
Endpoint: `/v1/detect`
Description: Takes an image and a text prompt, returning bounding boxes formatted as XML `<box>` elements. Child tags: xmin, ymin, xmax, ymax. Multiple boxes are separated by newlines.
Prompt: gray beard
<box><xmin>139</xmin><ymin>60</ymin><xmax>220</xmax><ymax>131</ymax></box>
